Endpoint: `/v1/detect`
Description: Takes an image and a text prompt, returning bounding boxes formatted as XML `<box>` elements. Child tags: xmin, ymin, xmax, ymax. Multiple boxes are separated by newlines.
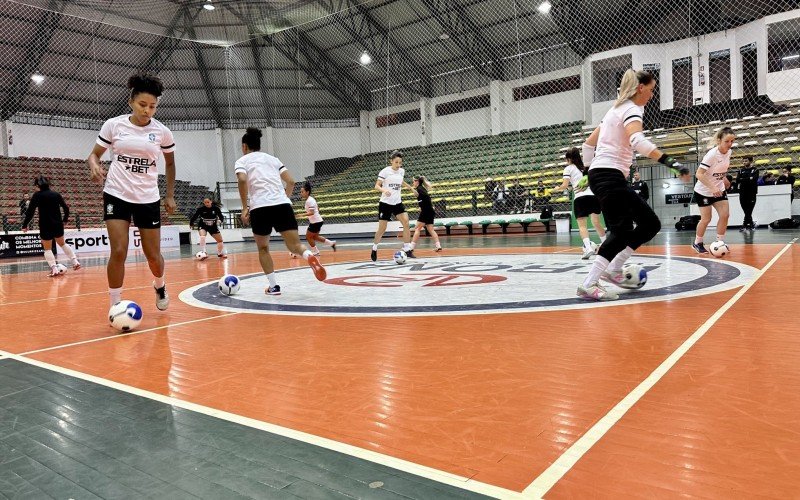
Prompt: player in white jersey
<box><xmin>236</xmin><ymin>128</ymin><xmax>326</xmax><ymax>295</ymax></box>
<box><xmin>578</xmin><ymin>69</ymin><xmax>691</xmax><ymax>301</ymax></box>
<box><xmin>691</xmin><ymin>127</ymin><xmax>735</xmax><ymax>254</ymax></box>
<box><xmin>300</xmin><ymin>181</ymin><xmax>336</xmax><ymax>256</ymax></box>
<box><xmin>87</xmin><ymin>73</ymin><xmax>175</xmax><ymax>311</ymax></box>
<box><xmin>370</xmin><ymin>150</ymin><xmax>414</xmax><ymax>262</ymax></box>
<box><xmin>551</xmin><ymin>147</ymin><xmax>607</xmax><ymax>259</ymax></box>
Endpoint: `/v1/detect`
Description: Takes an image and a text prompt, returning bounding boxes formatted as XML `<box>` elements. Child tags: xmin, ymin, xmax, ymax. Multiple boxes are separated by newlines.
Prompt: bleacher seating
<box><xmin>0</xmin><ymin>157</ymin><xmax>213</xmax><ymax>231</ymax></box>
<box><xmin>296</xmin><ymin>122</ymin><xmax>584</xmax><ymax>223</ymax></box>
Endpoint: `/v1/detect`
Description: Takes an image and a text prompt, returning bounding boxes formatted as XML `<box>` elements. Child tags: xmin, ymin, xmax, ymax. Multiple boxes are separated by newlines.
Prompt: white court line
<box><xmin>0</xmin><ymin>350</ymin><xmax>521</xmax><ymax>499</ymax></box>
<box><xmin>19</xmin><ymin>312</ymin><xmax>242</xmax><ymax>356</ymax></box>
<box><xmin>522</xmin><ymin>238</ymin><xmax>797</xmax><ymax>499</ymax></box>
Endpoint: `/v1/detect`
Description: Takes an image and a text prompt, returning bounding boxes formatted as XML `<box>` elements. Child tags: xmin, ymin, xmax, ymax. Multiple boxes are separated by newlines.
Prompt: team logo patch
<box><xmin>106</xmin><ymin>203</ymin><xmax>114</xmax><ymax>214</ymax></box>
<box><xmin>148</xmin><ymin>133</ymin><xmax>156</xmax><ymax>143</ymax></box>
<box><xmin>180</xmin><ymin>254</ymin><xmax>757</xmax><ymax>316</ymax></box>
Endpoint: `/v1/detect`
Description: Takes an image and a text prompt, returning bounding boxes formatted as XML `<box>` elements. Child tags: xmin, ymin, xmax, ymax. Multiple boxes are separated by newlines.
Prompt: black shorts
<box><xmin>103</xmin><ymin>192</ymin><xmax>161</xmax><ymax>229</ymax></box>
<box><xmin>378</xmin><ymin>202</ymin><xmax>406</xmax><ymax>221</ymax></box>
<box><xmin>250</xmin><ymin>204</ymin><xmax>298</xmax><ymax>236</ymax></box>
<box><xmin>417</xmin><ymin>211</ymin><xmax>435</xmax><ymax>225</ymax></box>
<box><xmin>39</xmin><ymin>224</ymin><xmax>64</xmax><ymax>241</ymax></box>
<box><xmin>199</xmin><ymin>223</ymin><xmax>220</xmax><ymax>235</ymax></box>
<box><xmin>307</xmin><ymin>221</ymin><xmax>324</xmax><ymax>233</ymax></box>
<box><xmin>573</xmin><ymin>195</ymin><xmax>602</xmax><ymax>218</ymax></box>
<box><xmin>693</xmin><ymin>191</ymin><xmax>728</xmax><ymax>207</ymax></box>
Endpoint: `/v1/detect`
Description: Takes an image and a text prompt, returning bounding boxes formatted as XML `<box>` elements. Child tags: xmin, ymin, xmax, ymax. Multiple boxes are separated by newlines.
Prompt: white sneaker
<box><xmin>581</xmin><ymin>246</ymin><xmax>595</xmax><ymax>260</ymax></box>
<box><xmin>154</xmin><ymin>283</ymin><xmax>169</xmax><ymax>311</ymax></box>
<box><xmin>600</xmin><ymin>270</ymin><xmax>627</xmax><ymax>288</ymax></box>
<box><xmin>312</xmin><ymin>249</ymin><xmax>320</xmax><ymax>256</ymax></box>
<box><xmin>577</xmin><ymin>282</ymin><xmax>619</xmax><ymax>301</ymax></box>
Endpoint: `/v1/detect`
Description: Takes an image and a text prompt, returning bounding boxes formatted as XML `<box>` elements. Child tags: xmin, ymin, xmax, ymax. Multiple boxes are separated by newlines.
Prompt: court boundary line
<box><xmin>19</xmin><ymin>312</ymin><xmax>242</xmax><ymax>356</ymax></box>
<box><xmin>0</xmin><ymin>350</ymin><xmax>521</xmax><ymax>499</ymax></box>
<box><xmin>522</xmin><ymin>238</ymin><xmax>797</xmax><ymax>498</ymax></box>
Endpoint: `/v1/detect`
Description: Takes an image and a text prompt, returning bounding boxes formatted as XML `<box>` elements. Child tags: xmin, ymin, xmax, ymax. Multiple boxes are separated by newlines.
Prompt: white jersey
<box><xmin>305</xmin><ymin>196</ymin><xmax>323</xmax><ymax>224</ymax></box>
<box><xmin>694</xmin><ymin>146</ymin><xmax>731</xmax><ymax>197</ymax></box>
<box><xmin>234</xmin><ymin>151</ymin><xmax>291</xmax><ymax>210</ymax></box>
<box><xmin>562</xmin><ymin>164</ymin><xmax>594</xmax><ymax>198</ymax></box>
<box><xmin>96</xmin><ymin>115</ymin><xmax>175</xmax><ymax>204</ymax></box>
<box><xmin>590</xmin><ymin>100</ymin><xmax>645</xmax><ymax>176</ymax></box>
<box><xmin>377</xmin><ymin>166</ymin><xmax>405</xmax><ymax>205</ymax></box>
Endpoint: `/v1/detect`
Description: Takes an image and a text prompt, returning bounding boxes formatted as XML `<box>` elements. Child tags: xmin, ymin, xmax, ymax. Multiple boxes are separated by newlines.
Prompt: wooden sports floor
<box><xmin>0</xmin><ymin>229</ymin><xmax>798</xmax><ymax>499</ymax></box>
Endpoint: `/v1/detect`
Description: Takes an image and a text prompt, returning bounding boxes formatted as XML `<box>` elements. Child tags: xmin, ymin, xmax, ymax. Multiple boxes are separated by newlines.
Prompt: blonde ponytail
<box><xmin>614</xmin><ymin>69</ymin><xmax>656</xmax><ymax>107</ymax></box>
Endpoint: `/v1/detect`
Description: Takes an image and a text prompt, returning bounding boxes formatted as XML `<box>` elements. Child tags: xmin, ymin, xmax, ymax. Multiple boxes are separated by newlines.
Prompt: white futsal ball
<box><xmin>108</xmin><ymin>300</ymin><xmax>143</xmax><ymax>332</ymax></box>
<box><xmin>55</xmin><ymin>263</ymin><xmax>67</xmax><ymax>274</ymax></box>
<box><xmin>218</xmin><ymin>274</ymin><xmax>241</xmax><ymax>296</ymax></box>
<box><xmin>620</xmin><ymin>263</ymin><xmax>648</xmax><ymax>289</ymax></box>
<box><xmin>196</xmin><ymin>250</ymin><xmax>208</xmax><ymax>260</ymax></box>
<box><xmin>709</xmin><ymin>241</ymin><xmax>729</xmax><ymax>257</ymax></box>
<box><xmin>394</xmin><ymin>250</ymin><xmax>407</xmax><ymax>264</ymax></box>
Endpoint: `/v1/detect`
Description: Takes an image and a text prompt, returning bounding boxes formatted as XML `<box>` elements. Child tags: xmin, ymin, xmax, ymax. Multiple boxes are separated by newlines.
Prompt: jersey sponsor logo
<box><xmin>117</xmin><ymin>154</ymin><xmax>156</xmax><ymax>174</ymax></box>
<box><xmin>180</xmin><ymin>254</ymin><xmax>757</xmax><ymax>316</ymax></box>
<box><xmin>148</xmin><ymin>133</ymin><xmax>156</xmax><ymax>143</ymax></box>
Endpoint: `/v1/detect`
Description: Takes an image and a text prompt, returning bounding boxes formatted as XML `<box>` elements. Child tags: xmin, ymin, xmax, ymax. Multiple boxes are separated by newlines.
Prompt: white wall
<box><xmin>12</xmin><ymin>123</ymin><xmax>97</xmax><ymax>159</ymax></box>
<box><xmin>172</xmin><ymin>129</ymin><xmax>222</xmax><ymax>189</ymax></box>
<box><xmin>430</xmin><ymin>88</ymin><xmax>492</xmax><ymax>143</ymax></box>
<box><xmin>767</xmin><ymin>68</ymin><xmax>800</xmax><ymax>102</ymax></box>
<box><xmin>500</xmin><ymin>68</ymin><xmax>584</xmax><ymax>132</ymax></box>
<box><xmin>272</xmin><ymin>126</ymin><xmax>361</xmax><ymax>180</ymax></box>
<box><xmin>368</xmin><ymin>103</ymin><xmax>422</xmax><ymax>153</ymax></box>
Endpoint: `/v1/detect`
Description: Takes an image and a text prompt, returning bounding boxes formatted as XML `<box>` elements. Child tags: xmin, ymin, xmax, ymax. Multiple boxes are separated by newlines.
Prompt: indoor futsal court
<box><xmin>3</xmin><ymin>0</ymin><xmax>800</xmax><ymax>498</ymax></box>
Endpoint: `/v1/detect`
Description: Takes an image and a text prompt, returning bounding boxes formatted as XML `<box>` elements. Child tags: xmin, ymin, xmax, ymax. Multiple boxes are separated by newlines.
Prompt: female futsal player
<box><xmin>236</xmin><ymin>127</ymin><xmax>326</xmax><ymax>295</ymax></box>
<box><xmin>21</xmin><ymin>175</ymin><xmax>81</xmax><ymax>276</ymax></box>
<box><xmin>300</xmin><ymin>182</ymin><xmax>336</xmax><ymax>256</ymax></box>
<box><xmin>692</xmin><ymin>127</ymin><xmax>736</xmax><ymax>254</ymax></box>
<box><xmin>550</xmin><ymin>147</ymin><xmax>606</xmax><ymax>259</ymax></box>
<box><xmin>578</xmin><ymin>69</ymin><xmax>690</xmax><ymax>300</ymax></box>
<box><xmin>88</xmin><ymin>73</ymin><xmax>175</xmax><ymax>310</ymax></box>
<box><xmin>371</xmin><ymin>150</ymin><xmax>414</xmax><ymax>261</ymax></box>
<box><xmin>409</xmin><ymin>175</ymin><xmax>442</xmax><ymax>252</ymax></box>
<box><xmin>189</xmin><ymin>197</ymin><xmax>227</xmax><ymax>259</ymax></box>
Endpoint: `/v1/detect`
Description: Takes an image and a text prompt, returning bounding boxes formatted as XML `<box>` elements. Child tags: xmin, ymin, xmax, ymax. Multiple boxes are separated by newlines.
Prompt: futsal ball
<box><xmin>55</xmin><ymin>263</ymin><xmax>67</xmax><ymax>274</ymax></box>
<box><xmin>709</xmin><ymin>241</ymin><xmax>729</xmax><ymax>257</ymax></box>
<box><xmin>218</xmin><ymin>274</ymin><xmax>241</xmax><ymax>296</ymax></box>
<box><xmin>394</xmin><ymin>250</ymin><xmax>407</xmax><ymax>264</ymax></box>
<box><xmin>620</xmin><ymin>263</ymin><xmax>648</xmax><ymax>289</ymax></box>
<box><xmin>196</xmin><ymin>250</ymin><xmax>208</xmax><ymax>260</ymax></box>
<box><xmin>108</xmin><ymin>300</ymin><xmax>143</xmax><ymax>332</ymax></box>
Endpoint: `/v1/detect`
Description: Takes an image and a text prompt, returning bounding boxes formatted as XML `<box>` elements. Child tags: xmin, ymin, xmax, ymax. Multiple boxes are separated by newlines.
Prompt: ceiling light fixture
<box><xmin>203</xmin><ymin>0</ymin><xmax>215</xmax><ymax>10</ymax></box>
<box><xmin>30</xmin><ymin>73</ymin><xmax>45</xmax><ymax>85</ymax></box>
<box><xmin>359</xmin><ymin>51</ymin><xmax>372</xmax><ymax>65</ymax></box>
<box><xmin>304</xmin><ymin>78</ymin><xmax>314</xmax><ymax>88</ymax></box>
<box><xmin>439</xmin><ymin>33</ymin><xmax>450</xmax><ymax>40</ymax></box>
<box><xmin>782</xmin><ymin>54</ymin><xmax>800</xmax><ymax>61</ymax></box>
<box><xmin>537</xmin><ymin>0</ymin><xmax>552</xmax><ymax>14</ymax></box>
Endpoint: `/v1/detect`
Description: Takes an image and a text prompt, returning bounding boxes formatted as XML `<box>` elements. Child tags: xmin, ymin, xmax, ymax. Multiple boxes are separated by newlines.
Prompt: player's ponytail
<box><xmin>707</xmin><ymin>126</ymin><xmax>735</xmax><ymax>150</ymax></box>
<box><xmin>242</xmin><ymin>127</ymin><xmax>262</xmax><ymax>151</ymax></box>
<box><xmin>615</xmin><ymin>69</ymin><xmax>655</xmax><ymax>107</ymax></box>
<box><xmin>303</xmin><ymin>181</ymin><xmax>312</xmax><ymax>194</ymax></box>
<box><xmin>416</xmin><ymin>175</ymin><xmax>432</xmax><ymax>190</ymax></box>
<box><xmin>565</xmin><ymin>147</ymin><xmax>586</xmax><ymax>175</ymax></box>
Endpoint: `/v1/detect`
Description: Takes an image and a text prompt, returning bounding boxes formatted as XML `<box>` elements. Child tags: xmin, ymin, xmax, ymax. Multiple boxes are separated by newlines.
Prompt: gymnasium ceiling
<box><xmin>1</xmin><ymin>0</ymin><xmax>797</xmax><ymax>124</ymax></box>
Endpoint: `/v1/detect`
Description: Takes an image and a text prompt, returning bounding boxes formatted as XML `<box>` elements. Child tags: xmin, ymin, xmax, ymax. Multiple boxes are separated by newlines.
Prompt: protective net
<box><xmin>1</xmin><ymin>0</ymin><xmax>799</xmax><ymax>232</ymax></box>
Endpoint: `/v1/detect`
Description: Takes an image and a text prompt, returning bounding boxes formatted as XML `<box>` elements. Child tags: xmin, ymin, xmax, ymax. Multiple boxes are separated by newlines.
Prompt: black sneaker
<box><xmin>691</xmin><ymin>242</ymin><xmax>709</xmax><ymax>254</ymax></box>
<box><xmin>154</xmin><ymin>284</ymin><xmax>169</xmax><ymax>310</ymax></box>
<box><xmin>405</xmin><ymin>250</ymin><xmax>416</xmax><ymax>259</ymax></box>
<box><xmin>266</xmin><ymin>285</ymin><xmax>281</xmax><ymax>296</ymax></box>
<box><xmin>370</xmin><ymin>249</ymin><xmax>377</xmax><ymax>262</ymax></box>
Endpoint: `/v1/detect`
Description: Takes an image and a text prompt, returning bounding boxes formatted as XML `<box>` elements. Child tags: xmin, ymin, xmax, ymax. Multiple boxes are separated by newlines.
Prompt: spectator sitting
<box><xmin>493</xmin><ymin>181</ymin><xmax>508</xmax><ymax>214</ymax></box>
<box><xmin>758</xmin><ymin>172</ymin><xmax>775</xmax><ymax>186</ymax></box>
<box><xmin>484</xmin><ymin>177</ymin><xmax>496</xmax><ymax>201</ymax></box>
<box><xmin>509</xmin><ymin>179</ymin><xmax>526</xmax><ymax>213</ymax></box>
<box><xmin>776</xmin><ymin>166</ymin><xmax>796</xmax><ymax>200</ymax></box>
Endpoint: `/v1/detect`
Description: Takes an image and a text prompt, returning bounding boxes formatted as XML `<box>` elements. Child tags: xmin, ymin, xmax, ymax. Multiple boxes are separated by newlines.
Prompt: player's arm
<box><xmin>214</xmin><ymin>205</ymin><xmax>224</xmax><ymax>224</ymax></box>
<box><xmin>551</xmin><ymin>177</ymin><xmax>571</xmax><ymax>193</ymax></box>
<box><xmin>624</xmin><ymin>121</ymin><xmax>691</xmax><ymax>181</ymax></box>
<box><xmin>21</xmin><ymin>194</ymin><xmax>37</xmax><ymax>230</ymax></box>
<box><xmin>279</xmin><ymin>168</ymin><xmax>295</xmax><ymax>198</ymax></box>
<box><xmin>163</xmin><ymin>151</ymin><xmax>176</xmax><ymax>215</ymax></box>
<box><xmin>88</xmin><ymin>144</ymin><xmax>107</xmax><ymax>183</ymax></box>
<box><xmin>59</xmin><ymin>194</ymin><xmax>70</xmax><ymax>223</ymax></box>
<box><xmin>236</xmin><ymin>172</ymin><xmax>249</xmax><ymax>224</ymax></box>
<box><xmin>695</xmin><ymin>167</ymin><xmax>721</xmax><ymax>196</ymax></box>
<box><xmin>374</xmin><ymin>178</ymin><xmax>391</xmax><ymax>197</ymax></box>
<box><xmin>189</xmin><ymin>206</ymin><xmax>201</xmax><ymax>226</ymax></box>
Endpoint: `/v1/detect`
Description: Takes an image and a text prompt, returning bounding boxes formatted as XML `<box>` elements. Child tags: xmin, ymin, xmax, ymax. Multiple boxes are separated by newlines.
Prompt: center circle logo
<box><xmin>179</xmin><ymin>253</ymin><xmax>757</xmax><ymax>316</ymax></box>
